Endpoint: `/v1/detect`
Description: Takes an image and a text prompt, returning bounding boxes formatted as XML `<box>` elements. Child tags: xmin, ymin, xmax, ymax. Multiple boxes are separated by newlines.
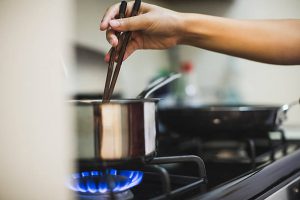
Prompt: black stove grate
<box><xmin>74</xmin><ymin>155</ymin><xmax>207</xmax><ymax>200</ymax></box>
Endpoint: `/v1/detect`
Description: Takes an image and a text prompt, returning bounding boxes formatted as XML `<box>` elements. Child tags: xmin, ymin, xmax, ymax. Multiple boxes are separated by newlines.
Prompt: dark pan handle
<box><xmin>276</xmin><ymin>98</ymin><xmax>300</xmax><ymax>125</ymax></box>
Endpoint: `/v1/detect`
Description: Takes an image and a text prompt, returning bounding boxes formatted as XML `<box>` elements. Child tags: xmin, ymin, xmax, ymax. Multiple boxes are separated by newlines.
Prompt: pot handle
<box><xmin>276</xmin><ymin>98</ymin><xmax>300</xmax><ymax>125</ymax></box>
<box><xmin>136</xmin><ymin>73</ymin><xmax>181</xmax><ymax>99</ymax></box>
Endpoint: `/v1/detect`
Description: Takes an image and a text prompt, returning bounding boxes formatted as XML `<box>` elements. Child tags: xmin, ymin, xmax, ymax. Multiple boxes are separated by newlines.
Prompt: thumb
<box><xmin>109</xmin><ymin>15</ymin><xmax>148</xmax><ymax>32</ymax></box>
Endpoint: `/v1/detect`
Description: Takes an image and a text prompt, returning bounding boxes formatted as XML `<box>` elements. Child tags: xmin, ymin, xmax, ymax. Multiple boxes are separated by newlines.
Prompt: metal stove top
<box><xmin>72</xmin><ymin>127</ymin><xmax>300</xmax><ymax>200</ymax></box>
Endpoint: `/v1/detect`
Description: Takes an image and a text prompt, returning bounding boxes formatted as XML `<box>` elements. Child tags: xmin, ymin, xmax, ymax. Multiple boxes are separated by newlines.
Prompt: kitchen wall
<box><xmin>0</xmin><ymin>1</ymin><xmax>74</xmax><ymax>200</ymax></box>
<box><xmin>74</xmin><ymin>0</ymin><xmax>300</xmax><ymax>124</ymax></box>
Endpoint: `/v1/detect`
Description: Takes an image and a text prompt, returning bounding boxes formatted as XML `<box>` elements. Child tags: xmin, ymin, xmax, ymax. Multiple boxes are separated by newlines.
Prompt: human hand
<box><xmin>100</xmin><ymin>1</ymin><xmax>183</xmax><ymax>61</ymax></box>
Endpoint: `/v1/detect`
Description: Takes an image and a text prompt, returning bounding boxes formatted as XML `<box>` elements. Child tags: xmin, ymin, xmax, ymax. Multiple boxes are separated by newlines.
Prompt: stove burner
<box><xmin>69</xmin><ymin>169</ymin><xmax>143</xmax><ymax>194</ymax></box>
<box><xmin>78</xmin><ymin>190</ymin><xmax>134</xmax><ymax>200</ymax></box>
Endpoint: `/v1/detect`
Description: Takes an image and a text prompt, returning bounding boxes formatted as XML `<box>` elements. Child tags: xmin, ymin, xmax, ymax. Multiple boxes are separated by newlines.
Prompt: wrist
<box><xmin>177</xmin><ymin>13</ymin><xmax>209</xmax><ymax>46</ymax></box>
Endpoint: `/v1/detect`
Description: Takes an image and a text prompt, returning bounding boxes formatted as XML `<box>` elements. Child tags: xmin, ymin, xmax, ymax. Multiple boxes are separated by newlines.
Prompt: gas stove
<box><xmin>73</xmin><ymin>154</ymin><xmax>206</xmax><ymax>200</ymax></box>
<box><xmin>71</xmin><ymin>127</ymin><xmax>300</xmax><ymax>200</ymax></box>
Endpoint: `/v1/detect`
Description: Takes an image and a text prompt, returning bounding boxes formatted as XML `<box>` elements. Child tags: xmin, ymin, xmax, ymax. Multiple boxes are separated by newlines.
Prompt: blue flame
<box><xmin>69</xmin><ymin>169</ymin><xmax>143</xmax><ymax>194</ymax></box>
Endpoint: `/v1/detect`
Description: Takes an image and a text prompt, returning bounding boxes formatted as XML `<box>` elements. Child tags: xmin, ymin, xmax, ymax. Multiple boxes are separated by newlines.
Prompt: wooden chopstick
<box><xmin>102</xmin><ymin>1</ymin><xmax>128</xmax><ymax>102</ymax></box>
<box><xmin>105</xmin><ymin>0</ymin><xmax>142</xmax><ymax>102</ymax></box>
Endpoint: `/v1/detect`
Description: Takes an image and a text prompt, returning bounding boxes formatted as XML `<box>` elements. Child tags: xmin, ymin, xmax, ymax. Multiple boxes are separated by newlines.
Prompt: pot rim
<box><xmin>68</xmin><ymin>98</ymin><xmax>160</xmax><ymax>105</ymax></box>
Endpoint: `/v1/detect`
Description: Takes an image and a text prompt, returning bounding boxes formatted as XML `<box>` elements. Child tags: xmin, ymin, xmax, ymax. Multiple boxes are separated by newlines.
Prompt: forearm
<box><xmin>178</xmin><ymin>13</ymin><xmax>300</xmax><ymax>65</ymax></box>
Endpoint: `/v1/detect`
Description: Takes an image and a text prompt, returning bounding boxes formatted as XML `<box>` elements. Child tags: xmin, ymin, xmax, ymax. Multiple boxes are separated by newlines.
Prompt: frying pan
<box><xmin>158</xmin><ymin>99</ymin><xmax>300</xmax><ymax>138</ymax></box>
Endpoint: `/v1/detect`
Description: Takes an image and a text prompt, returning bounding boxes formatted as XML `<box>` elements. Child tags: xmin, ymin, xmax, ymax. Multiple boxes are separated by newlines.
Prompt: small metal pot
<box><xmin>73</xmin><ymin>99</ymin><xmax>158</xmax><ymax>161</ymax></box>
<box><xmin>92</xmin><ymin>99</ymin><xmax>159</xmax><ymax>160</ymax></box>
<box><xmin>73</xmin><ymin>73</ymin><xmax>181</xmax><ymax>161</ymax></box>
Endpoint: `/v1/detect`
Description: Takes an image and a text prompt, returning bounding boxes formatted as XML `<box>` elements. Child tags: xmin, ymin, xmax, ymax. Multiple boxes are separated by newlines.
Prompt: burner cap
<box><xmin>78</xmin><ymin>190</ymin><xmax>133</xmax><ymax>200</ymax></box>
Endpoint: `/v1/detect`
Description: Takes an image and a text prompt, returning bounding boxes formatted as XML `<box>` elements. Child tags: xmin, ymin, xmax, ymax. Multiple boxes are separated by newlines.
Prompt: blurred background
<box><xmin>0</xmin><ymin>0</ymin><xmax>300</xmax><ymax>199</ymax></box>
<box><xmin>74</xmin><ymin>0</ymin><xmax>300</xmax><ymax>121</ymax></box>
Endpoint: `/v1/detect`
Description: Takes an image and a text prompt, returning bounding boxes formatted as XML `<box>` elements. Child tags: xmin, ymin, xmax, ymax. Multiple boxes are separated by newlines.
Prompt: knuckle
<box><xmin>105</xmin><ymin>3</ymin><xmax>119</xmax><ymax>18</ymax></box>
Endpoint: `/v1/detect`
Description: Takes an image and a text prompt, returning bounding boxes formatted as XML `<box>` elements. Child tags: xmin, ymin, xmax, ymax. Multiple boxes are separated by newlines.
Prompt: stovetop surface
<box><xmin>131</xmin><ymin>172</ymin><xmax>203</xmax><ymax>200</ymax></box>
<box><xmin>74</xmin><ymin>128</ymin><xmax>300</xmax><ymax>200</ymax></box>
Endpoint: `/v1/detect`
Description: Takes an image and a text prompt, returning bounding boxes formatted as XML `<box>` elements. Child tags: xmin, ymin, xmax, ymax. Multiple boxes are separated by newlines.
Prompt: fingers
<box><xmin>102</xmin><ymin>1</ymin><xmax>150</xmax><ymax>62</ymax></box>
<box><xmin>109</xmin><ymin>14</ymin><xmax>149</xmax><ymax>32</ymax></box>
<box><xmin>104</xmin><ymin>48</ymin><xmax>135</xmax><ymax>63</ymax></box>
<box><xmin>106</xmin><ymin>28</ymin><xmax>119</xmax><ymax>47</ymax></box>
<box><xmin>105</xmin><ymin>52</ymin><xmax>110</xmax><ymax>63</ymax></box>
<box><xmin>100</xmin><ymin>1</ymin><xmax>136</xmax><ymax>31</ymax></box>
<box><xmin>104</xmin><ymin>48</ymin><xmax>113</xmax><ymax>63</ymax></box>
<box><xmin>100</xmin><ymin>3</ymin><xmax>120</xmax><ymax>31</ymax></box>
<box><xmin>104</xmin><ymin>36</ymin><xmax>140</xmax><ymax>62</ymax></box>
<box><xmin>100</xmin><ymin>1</ymin><xmax>150</xmax><ymax>31</ymax></box>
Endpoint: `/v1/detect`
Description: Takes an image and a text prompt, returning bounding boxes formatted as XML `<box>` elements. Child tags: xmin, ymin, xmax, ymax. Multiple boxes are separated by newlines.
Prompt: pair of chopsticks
<box><xmin>102</xmin><ymin>0</ymin><xmax>142</xmax><ymax>103</ymax></box>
